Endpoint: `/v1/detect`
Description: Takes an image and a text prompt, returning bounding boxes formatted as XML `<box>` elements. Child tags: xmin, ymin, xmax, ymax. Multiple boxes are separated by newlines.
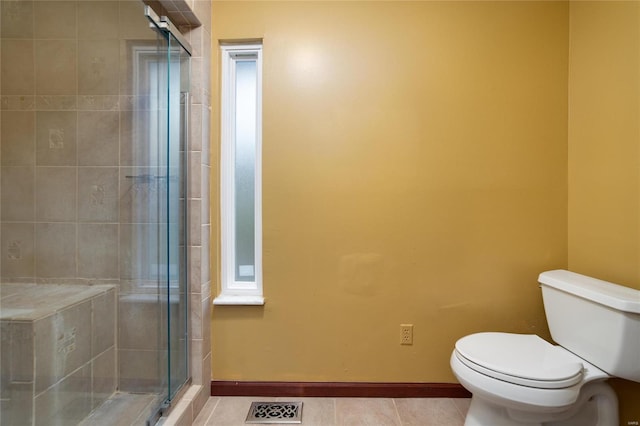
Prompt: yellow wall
<box><xmin>210</xmin><ymin>1</ymin><xmax>569</xmax><ymax>383</ymax></box>
<box><xmin>568</xmin><ymin>1</ymin><xmax>640</xmax><ymax>422</ymax></box>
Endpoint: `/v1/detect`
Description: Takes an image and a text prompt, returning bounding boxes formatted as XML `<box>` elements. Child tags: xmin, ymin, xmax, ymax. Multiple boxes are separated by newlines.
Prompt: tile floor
<box><xmin>193</xmin><ymin>396</ymin><xmax>471</xmax><ymax>426</ymax></box>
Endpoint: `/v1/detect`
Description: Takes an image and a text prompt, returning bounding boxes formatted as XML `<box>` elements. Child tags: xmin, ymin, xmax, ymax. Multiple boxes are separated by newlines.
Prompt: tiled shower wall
<box><xmin>176</xmin><ymin>0</ymin><xmax>213</xmax><ymax>420</ymax></box>
<box><xmin>1</xmin><ymin>0</ymin><xmax>158</xmax><ymax>284</ymax></box>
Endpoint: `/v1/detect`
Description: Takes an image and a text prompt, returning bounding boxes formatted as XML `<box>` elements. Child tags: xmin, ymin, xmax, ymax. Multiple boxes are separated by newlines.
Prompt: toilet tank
<box><xmin>538</xmin><ymin>270</ymin><xmax>640</xmax><ymax>383</ymax></box>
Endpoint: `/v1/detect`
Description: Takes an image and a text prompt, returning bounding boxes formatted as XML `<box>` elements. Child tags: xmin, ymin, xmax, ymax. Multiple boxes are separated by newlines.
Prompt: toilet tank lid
<box><xmin>539</xmin><ymin>270</ymin><xmax>640</xmax><ymax>314</ymax></box>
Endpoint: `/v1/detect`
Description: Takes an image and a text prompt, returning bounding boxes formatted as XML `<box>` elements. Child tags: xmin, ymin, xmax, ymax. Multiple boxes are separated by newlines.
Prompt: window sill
<box><xmin>213</xmin><ymin>294</ymin><xmax>265</xmax><ymax>306</ymax></box>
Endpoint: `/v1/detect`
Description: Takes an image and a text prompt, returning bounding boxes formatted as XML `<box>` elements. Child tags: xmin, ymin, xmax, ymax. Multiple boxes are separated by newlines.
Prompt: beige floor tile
<box><xmin>394</xmin><ymin>398</ymin><xmax>464</xmax><ymax>426</ymax></box>
<box><xmin>452</xmin><ymin>398</ymin><xmax>471</xmax><ymax>419</ymax></box>
<box><xmin>275</xmin><ymin>397</ymin><xmax>336</xmax><ymax>426</ymax></box>
<box><xmin>335</xmin><ymin>398</ymin><xmax>401</xmax><ymax>426</ymax></box>
<box><xmin>205</xmin><ymin>396</ymin><xmax>277</xmax><ymax>426</ymax></box>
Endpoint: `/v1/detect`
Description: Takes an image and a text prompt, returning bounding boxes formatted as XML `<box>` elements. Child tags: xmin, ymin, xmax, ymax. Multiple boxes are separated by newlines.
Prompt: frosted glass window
<box><xmin>234</xmin><ymin>60</ymin><xmax>257</xmax><ymax>282</ymax></box>
<box><xmin>216</xmin><ymin>43</ymin><xmax>263</xmax><ymax>305</ymax></box>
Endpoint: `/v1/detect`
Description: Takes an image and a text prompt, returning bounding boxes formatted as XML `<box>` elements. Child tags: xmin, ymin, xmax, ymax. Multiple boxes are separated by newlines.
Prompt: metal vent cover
<box><xmin>245</xmin><ymin>401</ymin><xmax>303</xmax><ymax>424</ymax></box>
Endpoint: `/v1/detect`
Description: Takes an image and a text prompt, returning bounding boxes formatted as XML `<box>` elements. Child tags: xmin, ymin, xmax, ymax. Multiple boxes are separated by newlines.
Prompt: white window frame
<box><xmin>214</xmin><ymin>43</ymin><xmax>264</xmax><ymax>306</ymax></box>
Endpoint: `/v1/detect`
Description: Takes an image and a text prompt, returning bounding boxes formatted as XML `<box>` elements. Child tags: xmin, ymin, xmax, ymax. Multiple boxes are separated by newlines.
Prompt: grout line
<box><xmin>333</xmin><ymin>397</ymin><xmax>338</xmax><ymax>426</ymax></box>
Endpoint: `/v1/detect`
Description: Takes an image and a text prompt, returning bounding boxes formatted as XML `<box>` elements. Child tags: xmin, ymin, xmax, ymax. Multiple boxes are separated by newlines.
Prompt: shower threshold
<box><xmin>79</xmin><ymin>392</ymin><xmax>163</xmax><ymax>426</ymax></box>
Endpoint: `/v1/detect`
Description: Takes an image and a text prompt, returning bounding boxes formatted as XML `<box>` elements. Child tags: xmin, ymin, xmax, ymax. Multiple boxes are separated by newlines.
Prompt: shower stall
<box><xmin>0</xmin><ymin>1</ymin><xmax>192</xmax><ymax>424</ymax></box>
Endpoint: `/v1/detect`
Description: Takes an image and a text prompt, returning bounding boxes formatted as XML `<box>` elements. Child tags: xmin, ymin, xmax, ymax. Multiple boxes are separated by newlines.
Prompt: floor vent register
<box><xmin>245</xmin><ymin>401</ymin><xmax>303</xmax><ymax>424</ymax></box>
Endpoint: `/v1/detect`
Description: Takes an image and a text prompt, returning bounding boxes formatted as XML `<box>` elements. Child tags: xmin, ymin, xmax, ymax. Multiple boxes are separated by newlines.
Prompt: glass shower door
<box><xmin>138</xmin><ymin>10</ymin><xmax>190</xmax><ymax>421</ymax></box>
<box><xmin>164</xmin><ymin>31</ymin><xmax>190</xmax><ymax>402</ymax></box>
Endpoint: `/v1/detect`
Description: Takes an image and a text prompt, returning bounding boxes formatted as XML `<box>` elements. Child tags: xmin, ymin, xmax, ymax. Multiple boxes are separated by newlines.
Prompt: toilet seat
<box><xmin>454</xmin><ymin>332</ymin><xmax>584</xmax><ymax>389</ymax></box>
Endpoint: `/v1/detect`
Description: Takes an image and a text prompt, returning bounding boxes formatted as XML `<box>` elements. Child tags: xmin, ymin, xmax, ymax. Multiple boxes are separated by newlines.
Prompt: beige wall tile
<box><xmin>190</xmin><ymin>58</ymin><xmax>203</xmax><ymax>106</ymax></box>
<box><xmin>78</xmin><ymin>224</ymin><xmax>118</xmax><ymax>279</ymax></box>
<box><xmin>118</xmin><ymin>348</ymin><xmax>161</xmax><ymax>393</ymax></box>
<box><xmin>77</xmin><ymin>95</ymin><xmax>120</xmax><ymax>111</ymax></box>
<box><xmin>2</xmin><ymin>321</ymin><xmax>34</xmax><ymax>384</ymax></box>
<box><xmin>201</xmin><ymin>352</ymin><xmax>211</xmax><ymax>399</ymax></box>
<box><xmin>201</xmin><ymin>107</ymin><xmax>210</xmax><ymax>165</ymax></box>
<box><xmin>1</xmin><ymin>111</ymin><xmax>35</xmax><ymax>166</ymax></box>
<box><xmin>118</xmin><ymin>295</ymin><xmax>159</xmax><ymax>351</ymax></box>
<box><xmin>78</xmin><ymin>167</ymin><xmax>119</xmax><ymax>223</ymax></box>
<box><xmin>189</xmin><ymin>151</ymin><xmax>202</xmax><ymax>198</ymax></box>
<box><xmin>78</xmin><ymin>1</ymin><xmax>118</xmax><ymax>40</ymax></box>
<box><xmin>189</xmin><ymin>246</ymin><xmax>201</xmax><ymax>293</ymax></box>
<box><xmin>1</xmin><ymin>166</ymin><xmax>35</xmax><ymax>221</ymax></box>
<box><xmin>190</xmin><ymin>339</ymin><xmax>203</xmax><ymax>385</ymax></box>
<box><xmin>201</xmin><ymin>166</ymin><xmax>210</xmax><ymax>224</ymax></box>
<box><xmin>92</xmin><ymin>347</ymin><xmax>117</xmax><ymax>410</ymax></box>
<box><xmin>189</xmin><ymin>105</ymin><xmax>202</xmax><ymax>152</ymax></box>
<box><xmin>190</xmin><ymin>199</ymin><xmax>201</xmax><ymax>246</ymax></box>
<box><xmin>120</xmin><ymin>110</ymin><xmax>153</xmax><ymax>166</ymax></box>
<box><xmin>34</xmin><ymin>364</ymin><xmax>92</xmax><ymax>426</ymax></box>
<box><xmin>34</xmin><ymin>1</ymin><xmax>76</xmax><ymax>39</ymax></box>
<box><xmin>36</xmin><ymin>95</ymin><xmax>77</xmax><ymax>111</ymax></box>
<box><xmin>201</xmin><ymin>296</ymin><xmax>211</xmax><ymax>350</ymax></box>
<box><xmin>186</xmin><ymin>27</ymin><xmax>201</xmax><ymax>59</ymax></box>
<box><xmin>92</xmin><ymin>289</ymin><xmax>117</xmax><ymax>357</ymax></box>
<box><xmin>35</xmin><ymin>223</ymin><xmax>76</xmax><ymax>277</ymax></box>
<box><xmin>119</xmin><ymin>223</ymin><xmax>159</xmax><ymax>280</ymax></box>
<box><xmin>78</xmin><ymin>111</ymin><xmax>119</xmax><ymax>166</ymax></box>
<box><xmin>34</xmin><ymin>301</ymin><xmax>92</xmax><ymax>393</ymax></box>
<box><xmin>1</xmin><ymin>95</ymin><xmax>36</xmax><ymax>111</ymax></box>
<box><xmin>35</xmin><ymin>167</ymin><xmax>76</xmax><ymax>222</ymax></box>
<box><xmin>1</xmin><ymin>223</ymin><xmax>35</xmax><ymax>278</ymax></box>
<box><xmin>203</xmin><ymin>49</ymin><xmax>211</xmax><ymax>99</ymax></box>
<box><xmin>1</xmin><ymin>40</ymin><xmax>35</xmax><ymax>95</ymax></box>
<box><xmin>36</xmin><ymin>111</ymin><xmax>77</xmax><ymax>166</ymax></box>
<box><xmin>203</xmin><ymin>25</ymin><xmax>212</xmax><ymax>66</ymax></box>
<box><xmin>78</xmin><ymin>40</ymin><xmax>120</xmax><ymax>95</ymax></box>
<box><xmin>0</xmin><ymin>1</ymin><xmax>34</xmax><ymax>39</ymax></box>
<box><xmin>193</xmin><ymin>0</ymin><xmax>211</xmax><ymax>35</ymax></box>
<box><xmin>201</xmin><ymin>280</ymin><xmax>210</xmax><ymax>301</ymax></box>
<box><xmin>201</xmin><ymin>224</ymin><xmax>210</xmax><ymax>282</ymax></box>
<box><xmin>118</xmin><ymin>0</ymin><xmax>156</xmax><ymax>41</ymax></box>
<box><xmin>2</xmin><ymin>322</ymin><xmax>19</xmax><ymax>391</ymax></box>
<box><xmin>35</xmin><ymin>40</ymin><xmax>77</xmax><ymax>96</ymax></box>
<box><xmin>1</xmin><ymin>382</ymin><xmax>33</xmax><ymax>426</ymax></box>
<box><xmin>190</xmin><ymin>293</ymin><xmax>202</xmax><ymax>340</ymax></box>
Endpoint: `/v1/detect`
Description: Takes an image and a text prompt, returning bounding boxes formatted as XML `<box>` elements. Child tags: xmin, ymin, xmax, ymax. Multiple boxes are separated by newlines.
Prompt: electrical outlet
<box><xmin>400</xmin><ymin>324</ymin><xmax>413</xmax><ymax>345</ymax></box>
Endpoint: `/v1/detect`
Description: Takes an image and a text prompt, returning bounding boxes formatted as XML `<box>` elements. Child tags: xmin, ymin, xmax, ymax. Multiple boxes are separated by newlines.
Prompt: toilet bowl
<box><xmin>450</xmin><ymin>333</ymin><xmax>616</xmax><ymax>425</ymax></box>
<box><xmin>450</xmin><ymin>270</ymin><xmax>640</xmax><ymax>426</ymax></box>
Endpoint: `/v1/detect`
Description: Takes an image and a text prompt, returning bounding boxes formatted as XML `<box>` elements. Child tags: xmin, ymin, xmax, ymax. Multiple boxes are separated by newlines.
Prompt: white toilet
<box><xmin>450</xmin><ymin>269</ymin><xmax>640</xmax><ymax>426</ymax></box>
